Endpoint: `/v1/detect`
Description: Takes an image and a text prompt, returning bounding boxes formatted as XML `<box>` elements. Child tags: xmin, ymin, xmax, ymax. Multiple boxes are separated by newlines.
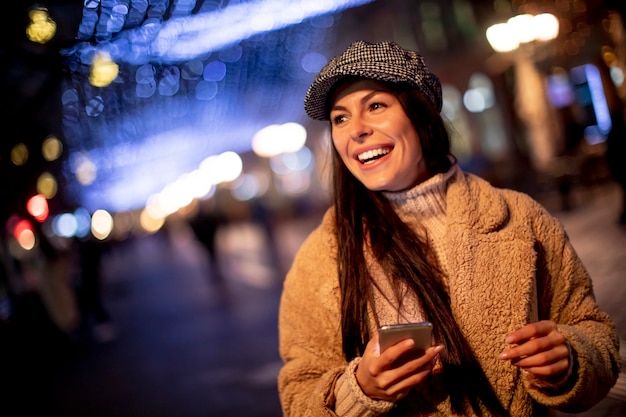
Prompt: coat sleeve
<box><xmin>277</xmin><ymin>213</ymin><xmax>401</xmax><ymax>417</ymax></box>
<box><xmin>277</xmin><ymin>214</ymin><xmax>348</xmax><ymax>417</ymax></box>
<box><xmin>525</xmin><ymin>197</ymin><xmax>621</xmax><ymax>412</ymax></box>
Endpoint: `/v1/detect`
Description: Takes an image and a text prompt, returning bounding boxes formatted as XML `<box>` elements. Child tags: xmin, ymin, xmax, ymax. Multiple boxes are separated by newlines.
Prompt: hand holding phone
<box><xmin>378</xmin><ymin>321</ymin><xmax>433</xmax><ymax>353</ymax></box>
<box><xmin>356</xmin><ymin>321</ymin><xmax>439</xmax><ymax>402</ymax></box>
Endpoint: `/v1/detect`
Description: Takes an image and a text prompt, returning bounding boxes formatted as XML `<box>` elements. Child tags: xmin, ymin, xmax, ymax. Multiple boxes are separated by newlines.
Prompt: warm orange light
<box><xmin>486</xmin><ymin>13</ymin><xmax>559</xmax><ymax>53</ymax></box>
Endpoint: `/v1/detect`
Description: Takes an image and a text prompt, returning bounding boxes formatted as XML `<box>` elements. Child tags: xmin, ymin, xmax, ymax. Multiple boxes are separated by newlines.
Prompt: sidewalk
<box><xmin>543</xmin><ymin>182</ymin><xmax>626</xmax><ymax>417</ymax></box>
<box><xmin>547</xmin><ymin>182</ymin><xmax>626</xmax><ymax>339</ymax></box>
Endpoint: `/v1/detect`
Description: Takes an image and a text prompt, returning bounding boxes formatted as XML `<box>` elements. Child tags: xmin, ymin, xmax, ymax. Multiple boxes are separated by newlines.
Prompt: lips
<box><xmin>357</xmin><ymin>146</ymin><xmax>392</xmax><ymax>164</ymax></box>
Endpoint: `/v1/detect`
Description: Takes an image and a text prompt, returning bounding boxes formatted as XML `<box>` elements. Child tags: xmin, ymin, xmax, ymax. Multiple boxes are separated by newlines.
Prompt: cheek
<box><xmin>409</xmin><ymin>142</ymin><xmax>423</xmax><ymax>162</ymax></box>
<box><xmin>332</xmin><ymin>136</ymin><xmax>350</xmax><ymax>161</ymax></box>
<box><xmin>403</xmin><ymin>130</ymin><xmax>423</xmax><ymax>160</ymax></box>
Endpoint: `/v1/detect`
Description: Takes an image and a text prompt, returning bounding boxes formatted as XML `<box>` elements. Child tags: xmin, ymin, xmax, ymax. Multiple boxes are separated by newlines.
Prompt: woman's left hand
<box><xmin>499</xmin><ymin>320</ymin><xmax>570</xmax><ymax>380</ymax></box>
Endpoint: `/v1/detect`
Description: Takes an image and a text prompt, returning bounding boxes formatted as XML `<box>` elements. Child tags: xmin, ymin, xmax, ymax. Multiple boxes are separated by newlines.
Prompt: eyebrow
<box><xmin>330</xmin><ymin>89</ymin><xmax>386</xmax><ymax>114</ymax></box>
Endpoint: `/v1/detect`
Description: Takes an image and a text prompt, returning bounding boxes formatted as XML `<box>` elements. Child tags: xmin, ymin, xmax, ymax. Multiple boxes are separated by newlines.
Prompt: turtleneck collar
<box><xmin>383</xmin><ymin>164</ymin><xmax>460</xmax><ymax>219</ymax></box>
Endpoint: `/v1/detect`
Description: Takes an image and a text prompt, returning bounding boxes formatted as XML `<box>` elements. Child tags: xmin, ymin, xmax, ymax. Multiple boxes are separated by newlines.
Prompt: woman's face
<box><xmin>329</xmin><ymin>79</ymin><xmax>430</xmax><ymax>192</ymax></box>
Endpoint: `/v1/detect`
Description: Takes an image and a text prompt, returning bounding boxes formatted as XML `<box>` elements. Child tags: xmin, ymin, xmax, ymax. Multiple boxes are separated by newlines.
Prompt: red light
<box><xmin>26</xmin><ymin>194</ymin><xmax>49</xmax><ymax>222</ymax></box>
<box><xmin>13</xmin><ymin>219</ymin><xmax>33</xmax><ymax>240</ymax></box>
<box><xmin>13</xmin><ymin>219</ymin><xmax>36</xmax><ymax>250</ymax></box>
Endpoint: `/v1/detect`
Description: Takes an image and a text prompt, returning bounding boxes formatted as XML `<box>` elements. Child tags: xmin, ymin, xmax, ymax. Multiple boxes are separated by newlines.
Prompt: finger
<box><xmin>501</xmin><ymin>334</ymin><xmax>553</xmax><ymax>359</ymax></box>
<box><xmin>376</xmin><ymin>346</ymin><xmax>442</xmax><ymax>386</ymax></box>
<box><xmin>510</xmin><ymin>344</ymin><xmax>569</xmax><ymax>368</ymax></box>
<box><xmin>501</xmin><ymin>339</ymin><xmax>563</xmax><ymax>361</ymax></box>
<box><xmin>395</xmin><ymin>345</ymin><xmax>442</xmax><ymax>373</ymax></box>
<box><xmin>377</xmin><ymin>338</ymin><xmax>418</xmax><ymax>365</ymax></box>
<box><xmin>381</xmin><ymin>366</ymin><xmax>434</xmax><ymax>398</ymax></box>
<box><xmin>505</xmin><ymin>321</ymin><xmax>555</xmax><ymax>344</ymax></box>
<box><xmin>521</xmin><ymin>357</ymin><xmax>570</xmax><ymax>377</ymax></box>
<box><xmin>377</xmin><ymin>350</ymin><xmax>440</xmax><ymax>393</ymax></box>
<box><xmin>500</xmin><ymin>341</ymin><xmax>536</xmax><ymax>361</ymax></box>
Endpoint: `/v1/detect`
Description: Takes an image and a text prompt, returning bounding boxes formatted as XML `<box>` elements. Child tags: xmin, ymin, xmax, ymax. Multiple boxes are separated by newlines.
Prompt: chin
<box><xmin>363</xmin><ymin>182</ymin><xmax>397</xmax><ymax>192</ymax></box>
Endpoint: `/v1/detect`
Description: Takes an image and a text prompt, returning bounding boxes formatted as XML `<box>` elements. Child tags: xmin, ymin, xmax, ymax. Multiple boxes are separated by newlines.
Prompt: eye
<box><xmin>331</xmin><ymin>113</ymin><xmax>347</xmax><ymax>125</ymax></box>
<box><xmin>369</xmin><ymin>102</ymin><xmax>386</xmax><ymax>111</ymax></box>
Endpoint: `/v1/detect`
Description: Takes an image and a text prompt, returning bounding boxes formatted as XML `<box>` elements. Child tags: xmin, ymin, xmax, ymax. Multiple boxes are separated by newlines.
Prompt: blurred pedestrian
<box><xmin>250</xmin><ymin>196</ymin><xmax>283</xmax><ymax>276</ymax></box>
<box><xmin>76</xmin><ymin>237</ymin><xmax>117</xmax><ymax>343</ymax></box>
<box><xmin>606</xmin><ymin>105</ymin><xmax>626</xmax><ymax>226</ymax></box>
<box><xmin>189</xmin><ymin>198</ymin><xmax>227</xmax><ymax>283</ymax></box>
<box><xmin>554</xmin><ymin>104</ymin><xmax>585</xmax><ymax>211</ymax></box>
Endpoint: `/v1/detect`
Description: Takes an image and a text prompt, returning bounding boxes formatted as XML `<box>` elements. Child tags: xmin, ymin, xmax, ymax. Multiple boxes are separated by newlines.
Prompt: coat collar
<box><xmin>446</xmin><ymin>167</ymin><xmax>510</xmax><ymax>234</ymax></box>
<box><xmin>384</xmin><ymin>164</ymin><xmax>510</xmax><ymax>234</ymax></box>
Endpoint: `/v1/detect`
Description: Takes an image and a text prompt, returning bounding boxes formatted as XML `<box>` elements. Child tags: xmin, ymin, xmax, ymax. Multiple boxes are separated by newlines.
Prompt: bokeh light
<box><xmin>42</xmin><ymin>135</ymin><xmax>63</xmax><ymax>161</ymax></box>
<box><xmin>26</xmin><ymin>194</ymin><xmax>49</xmax><ymax>222</ymax></box>
<box><xmin>91</xmin><ymin>209</ymin><xmax>113</xmax><ymax>240</ymax></box>
<box><xmin>13</xmin><ymin>219</ymin><xmax>36</xmax><ymax>251</ymax></box>
<box><xmin>37</xmin><ymin>172</ymin><xmax>58</xmax><ymax>199</ymax></box>
<box><xmin>26</xmin><ymin>7</ymin><xmax>56</xmax><ymax>44</ymax></box>
<box><xmin>11</xmin><ymin>144</ymin><xmax>29</xmax><ymax>166</ymax></box>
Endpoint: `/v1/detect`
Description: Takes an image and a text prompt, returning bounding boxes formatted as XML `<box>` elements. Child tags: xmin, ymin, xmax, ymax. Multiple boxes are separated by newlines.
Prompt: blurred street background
<box><xmin>1</xmin><ymin>0</ymin><xmax>626</xmax><ymax>416</ymax></box>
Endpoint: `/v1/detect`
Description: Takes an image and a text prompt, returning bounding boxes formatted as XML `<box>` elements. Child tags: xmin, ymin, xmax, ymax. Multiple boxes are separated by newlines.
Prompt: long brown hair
<box><xmin>330</xmin><ymin>82</ymin><xmax>507</xmax><ymax>415</ymax></box>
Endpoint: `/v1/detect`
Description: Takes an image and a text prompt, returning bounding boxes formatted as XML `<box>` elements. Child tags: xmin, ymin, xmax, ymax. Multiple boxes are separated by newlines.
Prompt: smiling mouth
<box><xmin>357</xmin><ymin>147</ymin><xmax>392</xmax><ymax>164</ymax></box>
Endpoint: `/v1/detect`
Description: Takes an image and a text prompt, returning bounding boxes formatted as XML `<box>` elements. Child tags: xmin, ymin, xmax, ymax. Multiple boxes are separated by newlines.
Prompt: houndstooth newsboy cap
<box><xmin>304</xmin><ymin>40</ymin><xmax>442</xmax><ymax>121</ymax></box>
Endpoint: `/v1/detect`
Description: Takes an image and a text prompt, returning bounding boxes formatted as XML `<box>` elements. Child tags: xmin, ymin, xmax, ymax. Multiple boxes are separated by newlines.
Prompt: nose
<box><xmin>349</xmin><ymin>116</ymin><xmax>372</xmax><ymax>142</ymax></box>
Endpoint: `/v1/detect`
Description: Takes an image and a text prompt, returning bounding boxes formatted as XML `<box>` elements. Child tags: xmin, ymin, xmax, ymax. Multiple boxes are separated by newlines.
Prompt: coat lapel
<box><xmin>444</xmin><ymin>172</ymin><xmax>538</xmax><ymax>402</ymax></box>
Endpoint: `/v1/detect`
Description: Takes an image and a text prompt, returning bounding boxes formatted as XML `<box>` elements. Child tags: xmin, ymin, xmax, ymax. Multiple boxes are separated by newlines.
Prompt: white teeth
<box><xmin>358</xmin><ymin>148</ymin><xmax>390</xmax><ymax>163</ymax></box>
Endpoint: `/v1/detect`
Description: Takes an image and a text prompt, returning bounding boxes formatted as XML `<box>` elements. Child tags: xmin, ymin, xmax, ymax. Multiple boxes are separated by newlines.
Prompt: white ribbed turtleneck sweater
<box><xmin>369</xmin><ymin>164</ymin><xmax>458</xmax><ymax>327</ymax></box>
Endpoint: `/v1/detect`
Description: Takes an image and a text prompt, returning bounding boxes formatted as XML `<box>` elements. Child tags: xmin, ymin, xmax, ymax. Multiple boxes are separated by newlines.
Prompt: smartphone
<box><xmin>378</xmin><ymin>322</ymin><xmax>433</xmax><ymax>353</ymax></box>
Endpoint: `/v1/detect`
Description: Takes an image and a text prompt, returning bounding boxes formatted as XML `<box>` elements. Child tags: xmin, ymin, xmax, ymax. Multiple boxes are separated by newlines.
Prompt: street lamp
<box><xmin>486</xmin><ymin>13</ymin><xmax>559</xmax><ymax>53</ymax></box>
<box><xmin>485</xmin><ymin>12</ymin><xmax>563</xmax><ymax>175</ymax></box>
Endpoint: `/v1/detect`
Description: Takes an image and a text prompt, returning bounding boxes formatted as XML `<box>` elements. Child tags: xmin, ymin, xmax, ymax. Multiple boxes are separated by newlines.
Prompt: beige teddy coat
<box><xmin>278</xmin><ymin>169</ymin><xmax>620</xmax><ymax>416</ymax></box>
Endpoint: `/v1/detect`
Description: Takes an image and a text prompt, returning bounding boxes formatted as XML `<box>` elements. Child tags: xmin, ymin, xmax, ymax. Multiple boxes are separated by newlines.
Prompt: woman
<box><xmin>278</xmin><ymin>41</ymin><xmax>620</xmax><ymax>416</ymax></box>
